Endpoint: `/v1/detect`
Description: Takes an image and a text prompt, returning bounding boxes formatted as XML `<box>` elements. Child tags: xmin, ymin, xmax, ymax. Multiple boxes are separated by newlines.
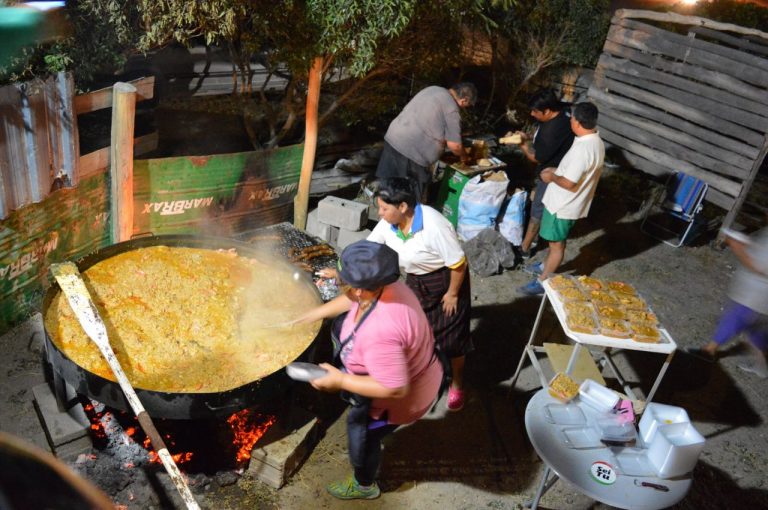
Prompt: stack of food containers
<box><xmin>639</xmin><ymin>403</ymin><xmax>705</xmax><ymax>478</ymax></box>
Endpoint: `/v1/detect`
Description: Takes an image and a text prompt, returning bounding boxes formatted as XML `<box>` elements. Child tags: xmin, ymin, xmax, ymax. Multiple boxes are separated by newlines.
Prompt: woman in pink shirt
<box><xmin>298</xmin><ymin>241</ymin><xmax>443</xmax><ymax>500</ymax></box>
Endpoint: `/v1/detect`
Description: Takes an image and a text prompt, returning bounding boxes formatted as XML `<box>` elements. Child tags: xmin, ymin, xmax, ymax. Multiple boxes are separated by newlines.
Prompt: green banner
<box><xmin>0</xmin><ymin>145</ymin><xmax>304</xmax><ymax>334</ymax></box>
<box><xmin>0</xmin><ymin>173</ymin><xmax>111</xmax><ymax>332</ymax></box>
<box><xmin>133</xmin><ymin>145</ymin><xmax>303</xmax><ymax>236</ymax></box>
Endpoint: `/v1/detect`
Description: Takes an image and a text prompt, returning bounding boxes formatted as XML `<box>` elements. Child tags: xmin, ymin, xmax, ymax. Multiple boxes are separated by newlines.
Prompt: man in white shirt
<box><xmin>519</xmin><ymin>102</ymin><xmax>605</xmax><ymax>296</ymax></box>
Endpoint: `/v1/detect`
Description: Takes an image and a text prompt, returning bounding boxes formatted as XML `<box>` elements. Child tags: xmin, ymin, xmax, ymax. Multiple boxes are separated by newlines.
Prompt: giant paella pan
<box><xmin>42</xmin><ymin>235</ymin><xmax>323</xmax><ymax>419</ymax></box>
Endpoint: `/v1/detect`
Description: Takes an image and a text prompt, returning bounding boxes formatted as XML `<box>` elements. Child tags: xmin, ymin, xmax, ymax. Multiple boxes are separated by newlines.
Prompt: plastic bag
<box><xmin>498</xmin><ymin>189</ymin><xmax>528</xmax><ymax>246</ymax></box>
<box><xmin>462</xmin><ymin>228</ymin><xmax>516</xmax><ymax>277</ymax></box>
<box><xmin>457</xmin><ymin>173</ymin><xmax>508</xmax><ymax>241</ymax></box>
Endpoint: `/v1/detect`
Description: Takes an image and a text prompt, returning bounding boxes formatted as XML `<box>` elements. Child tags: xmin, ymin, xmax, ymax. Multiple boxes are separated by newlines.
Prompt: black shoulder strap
<box><xmin>338</xmin><ymin>298</ymin><xmax>379</xmax><ymax>350</ymax></box>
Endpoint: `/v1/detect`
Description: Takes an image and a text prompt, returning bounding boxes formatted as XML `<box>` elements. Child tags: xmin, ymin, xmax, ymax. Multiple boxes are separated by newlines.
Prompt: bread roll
<box><xmin>499</xmin><ymin>133</ymin><xmax>522</xmax><ymax>145</ymax></box>
<box><xmin>477</xmin><ymin>158</ymin><xmax>493</xmax><ymax>167</ymax></box>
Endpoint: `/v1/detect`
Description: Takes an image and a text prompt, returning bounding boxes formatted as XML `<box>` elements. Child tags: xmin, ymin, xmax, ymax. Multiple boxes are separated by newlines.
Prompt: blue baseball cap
<box><xmin>337</xmin><ymin>241</ymin><xmax>400</xmax><ymax>290</ymax></box>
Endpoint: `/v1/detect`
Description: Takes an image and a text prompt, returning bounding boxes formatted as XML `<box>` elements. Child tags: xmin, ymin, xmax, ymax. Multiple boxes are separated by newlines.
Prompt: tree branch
<box><xmin>318</xmin><ymin>67</ymin><xmax>389</xmax><ymax>126</ymax></box>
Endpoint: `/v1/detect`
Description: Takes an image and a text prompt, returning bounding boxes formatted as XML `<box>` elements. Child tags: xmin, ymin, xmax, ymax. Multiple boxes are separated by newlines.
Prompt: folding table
<box><xmin>509</xmin><ymin>280</ymin><xmax>677</xmax><ymax>406</ymax></box>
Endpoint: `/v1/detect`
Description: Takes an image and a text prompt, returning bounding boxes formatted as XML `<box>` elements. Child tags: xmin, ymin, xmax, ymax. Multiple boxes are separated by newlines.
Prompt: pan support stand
<box><xmin>50</xmin><ymin>366</ymin><xmax>80</xmax><ymax>413</ymax></box>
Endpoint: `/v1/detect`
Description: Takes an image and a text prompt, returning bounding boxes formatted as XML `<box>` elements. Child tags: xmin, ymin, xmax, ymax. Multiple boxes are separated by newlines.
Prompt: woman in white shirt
<box><xmin>368</xmin><ymin>178</ymin><xmax>473</xmax><ymax>411</ymax></box>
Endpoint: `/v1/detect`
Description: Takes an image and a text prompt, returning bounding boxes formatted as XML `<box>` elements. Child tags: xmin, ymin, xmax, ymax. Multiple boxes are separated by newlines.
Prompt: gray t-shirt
<box><xmin>384</xmin><ymin>86</ymin><xmax>462</xmax><ymax>167</ymax></box>
<box><xmin>729</xmin><ymin>227</ymin><xmax>768</xmax><ymax>315</ymax></box>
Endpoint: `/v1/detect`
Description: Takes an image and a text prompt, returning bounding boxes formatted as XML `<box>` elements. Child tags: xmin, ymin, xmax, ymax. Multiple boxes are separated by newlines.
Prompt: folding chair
<box><xmin>641</xmin><ymin>172</ymin><xmax>708</xmax><ymax>247</ymax></box>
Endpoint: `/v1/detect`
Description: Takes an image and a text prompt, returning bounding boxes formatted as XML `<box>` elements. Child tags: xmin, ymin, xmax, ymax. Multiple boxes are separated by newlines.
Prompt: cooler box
<box><xmin>433</xmin><ymin>165</ymin><xmax>473</xmax><ymax>227</ymax></box>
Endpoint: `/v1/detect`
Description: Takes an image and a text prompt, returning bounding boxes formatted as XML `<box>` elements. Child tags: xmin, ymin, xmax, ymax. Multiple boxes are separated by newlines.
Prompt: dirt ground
<box><xmin>1</xmin><ymin>167</ymin><xmax>767</xmax><ymax>510</ymax></box>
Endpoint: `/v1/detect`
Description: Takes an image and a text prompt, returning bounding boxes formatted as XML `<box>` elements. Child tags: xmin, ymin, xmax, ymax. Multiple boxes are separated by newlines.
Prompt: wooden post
<box><xmin>294</xmin><ymin>56</ymin><xmax>323</xmax><ymax>230</ymax></box>
<box><xmin>717</xmin><ymin>136</ymin><xmax>768</xmax><ymax>247</ymax></box>
<box><xmin>109</xmin><ymin>82</ymin><xmax>137</xmax><ymax>244</ymax></box>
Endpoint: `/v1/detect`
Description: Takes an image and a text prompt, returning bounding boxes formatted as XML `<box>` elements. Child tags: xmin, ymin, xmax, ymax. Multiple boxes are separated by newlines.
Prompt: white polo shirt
<box><xmin>542</xmin><ymin>132</ymin><xmax>605</xmax><ymax>220</ymax></box>
<box><xmin>368</xmin><ymin>204</ymin><xmax>465</xmax><ymax>275</ymax></box>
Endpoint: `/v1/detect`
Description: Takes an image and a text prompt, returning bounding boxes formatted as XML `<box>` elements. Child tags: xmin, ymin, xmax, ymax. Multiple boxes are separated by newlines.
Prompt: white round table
<box><xmin>525</xmin><ymin>389</ymin><xmax>693</xmax><ymax>510</ymax></box>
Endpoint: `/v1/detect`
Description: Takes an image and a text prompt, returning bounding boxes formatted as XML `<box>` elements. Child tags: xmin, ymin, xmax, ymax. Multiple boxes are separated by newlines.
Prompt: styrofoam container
<box><xmin>561</xmin><ymin>426</ymin><xmax>603</xmax><ymax>449</ymax></box>
<box><xmin>616</xmin><ymin>448</ymin><xmax>656</xmax><ymax>476</ymax></box>
<box><xmin>639</xmin><ymin>403</ymin><xmax>691</xmax><ymax>444</ymax></box>
<box><xmin>646</xmin><ymin>422</ymin><xmax>705</xmax><ymax>478</ymax></box>
<box><xmin>597</xmin><ymin>416</ymin><xmax>637</xmax><ymax>443</ymax></box>
<box><xmin>544</xmin><ymin>403</ymin><xmax>586</xmax><ymax>426</ymax></box>
<box><xmin>578</xmin><ymin>379</ymin><xmax>620</xmax><ymax>413</ymax></box>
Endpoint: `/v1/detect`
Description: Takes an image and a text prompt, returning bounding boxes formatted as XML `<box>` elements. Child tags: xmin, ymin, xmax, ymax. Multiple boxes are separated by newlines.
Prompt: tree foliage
<box><xmin>2</xmin><ymin>0</ymin><xmax>616</xmax><ymax>145</ymax></box>
<box><xmin>493</xmin><ymin>0</ymin><xmax>609</xmax><ymax>106</ymax></box>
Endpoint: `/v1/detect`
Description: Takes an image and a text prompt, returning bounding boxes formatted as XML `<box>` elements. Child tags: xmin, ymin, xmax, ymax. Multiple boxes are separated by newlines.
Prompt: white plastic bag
<box><xmin>498</xmin><ymin>189</ymin><xmax>528</xmax><ymax>246</ymax></box>
<box><xmin>457</xmin><ymin>173</ymin><xmax>508</xmax><ymax>241</ymax></box>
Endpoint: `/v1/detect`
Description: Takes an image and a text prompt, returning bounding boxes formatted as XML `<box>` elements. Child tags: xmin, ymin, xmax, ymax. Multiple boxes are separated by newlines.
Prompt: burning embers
<box><xmin>227</xmin><ymin>409</ymin><xmax>277</xmax><ymax>463</ymax></box>
<box><xmin>81</xmin><ymin>400</ymin><xmax>276</xmax><ymax>472</ymax></box>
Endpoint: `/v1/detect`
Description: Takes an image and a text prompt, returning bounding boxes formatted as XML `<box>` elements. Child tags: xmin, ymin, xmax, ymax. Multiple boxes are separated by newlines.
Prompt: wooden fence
<box><xmin>589</xmin><ymin>9</ymin><xmax>768</xmax><ymax>231</ymax></box>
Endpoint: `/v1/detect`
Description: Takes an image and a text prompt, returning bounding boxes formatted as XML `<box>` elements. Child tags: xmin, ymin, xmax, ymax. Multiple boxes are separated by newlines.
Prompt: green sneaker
<box><xmin>326</xmin><ymin>475</ymin><xmax>381</xmax><ymax>500</ymax></box>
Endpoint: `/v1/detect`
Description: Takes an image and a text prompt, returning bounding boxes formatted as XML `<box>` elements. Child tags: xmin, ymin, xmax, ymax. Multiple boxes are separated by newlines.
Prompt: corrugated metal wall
<box><xmin>0</xmin><ymin>72</ymin><xmax>77</xmax><ymax>219</ymax></box>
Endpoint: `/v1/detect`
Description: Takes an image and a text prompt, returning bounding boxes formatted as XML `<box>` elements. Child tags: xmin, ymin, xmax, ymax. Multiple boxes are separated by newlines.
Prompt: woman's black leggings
<box><xmin>347</xmin><ymin>403</ymin><xmax>399</xmax><ymax>486</ymax></box>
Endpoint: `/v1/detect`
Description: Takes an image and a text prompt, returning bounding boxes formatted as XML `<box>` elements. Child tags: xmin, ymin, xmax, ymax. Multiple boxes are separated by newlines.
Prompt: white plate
<box><xmin>561</xmin><ymin>427</ymin><xmax>603</xmax><ymax>449</ymax></box>
<box><xmin>615</xmin><ymin>449</ymin><xmax>656</xmax><ymax>476</ymax></box>
<box><xmin>544</xmin><ymin>404</ymin><xmax>587</xmax><ymax>426</ymax></box>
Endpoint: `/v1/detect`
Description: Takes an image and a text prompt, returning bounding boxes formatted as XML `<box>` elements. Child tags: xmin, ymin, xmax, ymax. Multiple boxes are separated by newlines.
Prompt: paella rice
<box><xmin>44</xmin><ymin>246</ymin><xmax>322</xmax><ymax>393</ymax></box>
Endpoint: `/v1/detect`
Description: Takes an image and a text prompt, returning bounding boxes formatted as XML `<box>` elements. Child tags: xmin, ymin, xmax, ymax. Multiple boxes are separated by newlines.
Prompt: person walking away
<box><xmin>368</xmin><ymin>178</ymin><xmax>472</xmax><ymax>411</ymax></box>
<box><xmin>297</xmin><ymin>241</ymin><xmax>443</xmax><ymax>499</ymax></box>
<box><xmin>518</xmin><ymin>102</ymin><xmax>604</xmax><ymax>295</ymax></box>
<box><xmin>510</xmin><ymin>89</ymin><xmax>574</xmax><ymax>261</ymax></box>
<box><xmin>376</xmin><ymin>83</ymin><xmax>477</xmax><ymax>201</ymax></box>
<box><xmin>690</xmin><ymin>226</ymin><xmax>768</xmax><ymax>378</ymax></box>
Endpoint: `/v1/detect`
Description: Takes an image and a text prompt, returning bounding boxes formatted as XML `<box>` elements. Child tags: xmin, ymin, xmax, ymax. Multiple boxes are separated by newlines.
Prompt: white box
<box><xmin>317</xmin><ymin>196</ymin><xmax>369</xmax><ymax>231</ymax></box>
<box><xmin>578</xmin><ymin>379</ymin><xmax>620</xmax><ymax>413</ymax></box>
<box><xmin>646</xmin><ymin>421</ymin><xmax>705</xmax><ymax>478</ymax></box>
<box><xmin>639</xmin><ymin>403</ymin><xmax>691</xmax><ymax>444</ymax></box>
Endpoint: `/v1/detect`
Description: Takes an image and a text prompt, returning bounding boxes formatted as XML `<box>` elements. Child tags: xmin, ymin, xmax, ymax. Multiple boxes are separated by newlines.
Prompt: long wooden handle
<box><xmin>50</xmin><ymin>263</ymin><xmax>200</xmax><ymax>510</ymax></box>
<box><xmin>84</xmin><ymin>326</ymin><xmax>201</xmax><ymax>510</ymax></box>
<box><xmin>136</xmin><ymin>412</ymin><xmax>200</xmax><ymax>510</ymax></box>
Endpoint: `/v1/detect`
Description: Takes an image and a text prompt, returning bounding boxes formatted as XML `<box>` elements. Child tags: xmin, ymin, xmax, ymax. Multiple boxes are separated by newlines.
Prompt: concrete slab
<box><xmin>306</xmin><ymin>208</ymin><xmax>339</xmax><ymax>246</ymax></box>
<box><xmin>336</xmin><ymin>228</ymin><xmax>372</xmax><ymax>251</ymax></box>
<box><xmin>248</xmin><ymin>406</ymin><xmax>320</xmax><ymax>489</ymax></box>
<box><xmin>317</xmin><ymin>196</ymin><xmax>368</xmax><ymax>231</ymax></box>
<box><xmin>32</xmin><ymin>383</ymin><xmax>91</xmax><ymax>459</ymax></box>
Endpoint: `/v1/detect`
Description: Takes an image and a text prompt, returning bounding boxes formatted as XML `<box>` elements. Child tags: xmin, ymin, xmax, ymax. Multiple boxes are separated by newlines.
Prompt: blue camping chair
<box><xmin>641</xmin><ymin>172</ymin><xmax>708</xmax><ymax>247</ymax></box>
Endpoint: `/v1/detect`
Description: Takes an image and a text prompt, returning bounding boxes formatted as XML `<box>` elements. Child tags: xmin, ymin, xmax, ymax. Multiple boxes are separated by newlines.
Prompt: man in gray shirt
<box><xmin>376</xmin><ymin>83</ymin><xmax>477</xmax><ymax>200</ymax></box>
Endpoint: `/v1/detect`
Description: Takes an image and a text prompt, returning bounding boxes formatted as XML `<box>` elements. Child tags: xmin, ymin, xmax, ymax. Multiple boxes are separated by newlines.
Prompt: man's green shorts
<box><xmin>540</xmin><ymin>208</ymin><xmax>576</xmax><ymax>242</ymax></box>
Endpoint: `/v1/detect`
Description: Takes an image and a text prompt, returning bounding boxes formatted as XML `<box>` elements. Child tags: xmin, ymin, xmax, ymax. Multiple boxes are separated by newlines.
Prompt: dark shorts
<box><xmin>540</xmin><ymin>208</ymin><xmax>576</xmax><ymax>242</ymax></box>
<box><xmin>376</xmin><ymin>142</ymin><xmax>430</xmax><ymax>200</ymax></box>
<box><xmin>530</xmin><ymin>179</ymin><xmax>549</xmax><ymax>222</ymax></box>
<box><xmin>405</xmin><ymin>266</ymin><xmax>473</xmax><ymax>358</ymax></box>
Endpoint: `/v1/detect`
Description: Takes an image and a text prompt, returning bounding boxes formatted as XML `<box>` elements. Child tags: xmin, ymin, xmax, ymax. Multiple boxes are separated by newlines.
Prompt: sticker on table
<box><xmin>590</xmin><ymin>461</ymin><xmax>617</xmax><ymax>485</ymax></box>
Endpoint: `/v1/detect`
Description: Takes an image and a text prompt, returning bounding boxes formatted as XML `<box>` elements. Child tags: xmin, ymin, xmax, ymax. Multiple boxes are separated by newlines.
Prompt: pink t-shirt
<box><xmin>340</xmin><ymin>281</ymin><xmax>443</xmax><ymax>424</ymax></box>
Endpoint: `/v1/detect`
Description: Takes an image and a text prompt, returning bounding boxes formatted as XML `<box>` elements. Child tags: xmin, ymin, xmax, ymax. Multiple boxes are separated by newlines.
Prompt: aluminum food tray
<box><xmin>543</xmin><ymin>280</ymin><xmax>677</xmax><ymax>354</ymax></box>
